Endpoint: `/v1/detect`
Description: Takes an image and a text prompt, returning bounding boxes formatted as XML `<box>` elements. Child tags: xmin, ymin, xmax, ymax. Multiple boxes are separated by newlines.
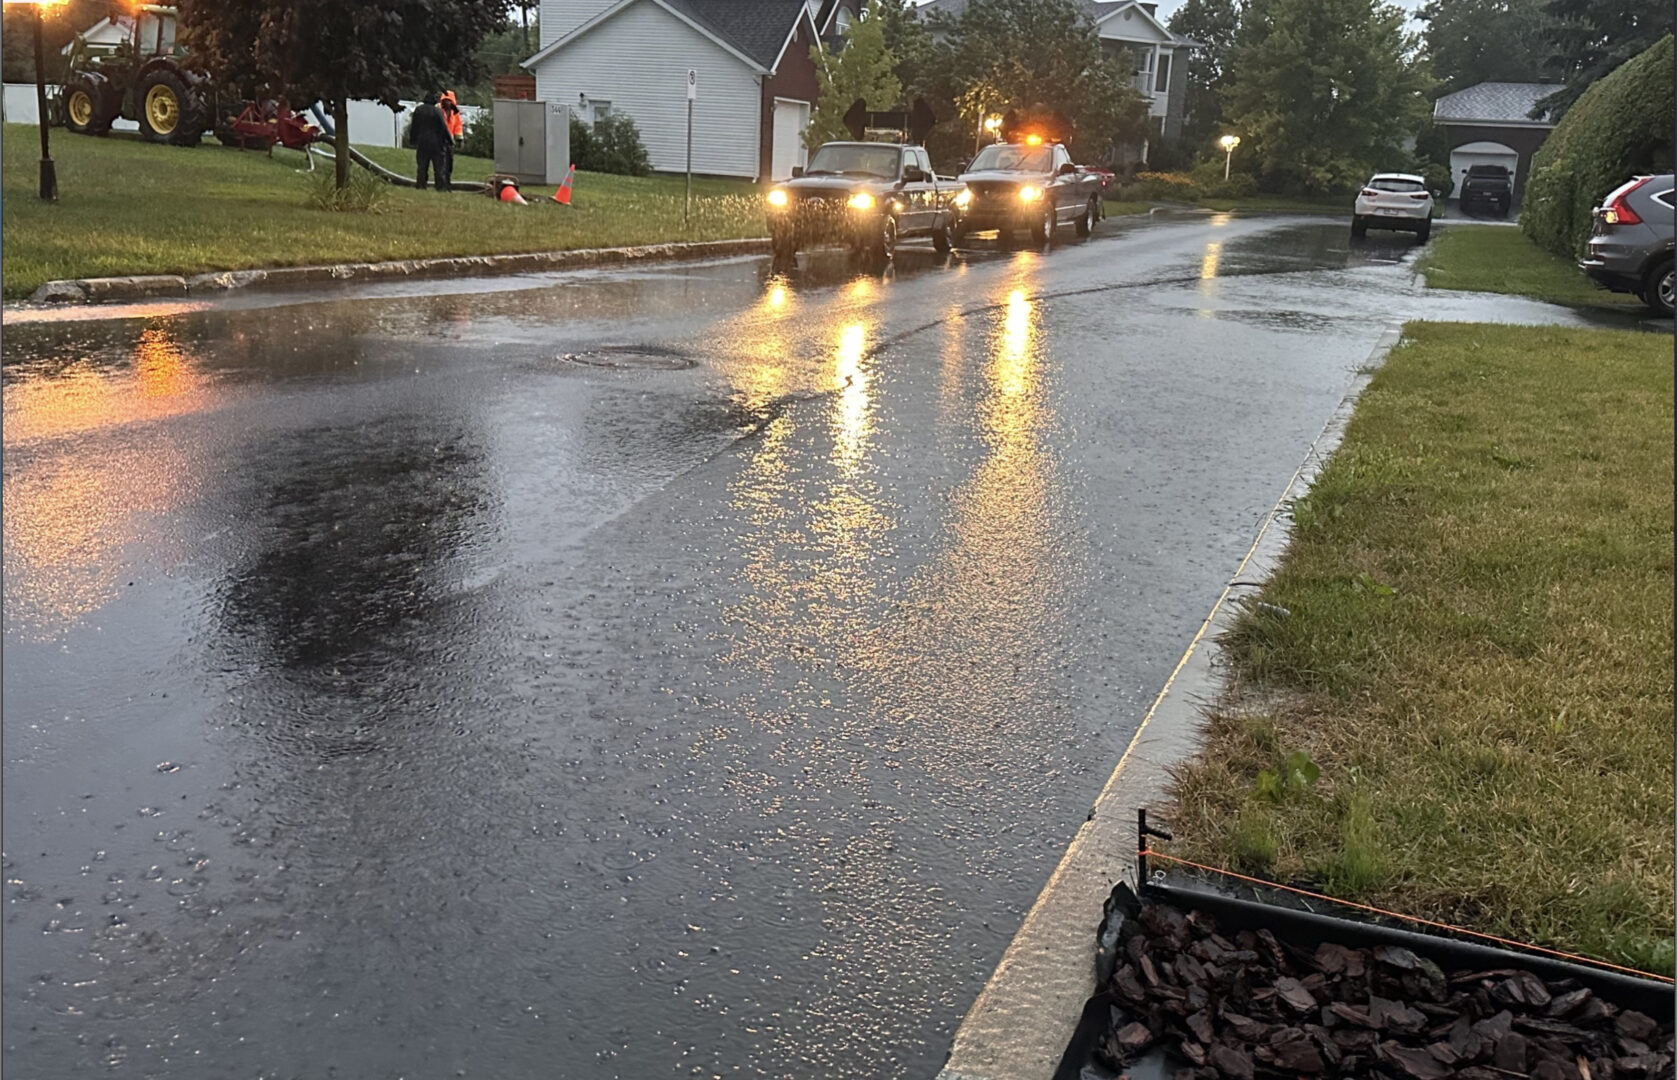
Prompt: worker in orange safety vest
<box><xmin>438</xmin><ymin>90</ymin><xmax>464</xmax><ymax>191</ymax></box>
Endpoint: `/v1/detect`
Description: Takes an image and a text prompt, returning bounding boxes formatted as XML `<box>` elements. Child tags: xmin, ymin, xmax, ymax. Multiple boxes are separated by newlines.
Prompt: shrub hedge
<box><xmin>1521</xmin><ymin>35</ymin><xmax>1675</xmax><ymax>258</ymax></box>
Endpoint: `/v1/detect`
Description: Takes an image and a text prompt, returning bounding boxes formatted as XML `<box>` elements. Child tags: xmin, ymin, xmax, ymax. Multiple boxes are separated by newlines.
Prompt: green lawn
<box><xmin>1417</xmin><ymin>223</ymin><xmax>1641</xmax><ymax>310</ymax></box>
<box><xmin>1168</xmin><ymin>321</ymin><xmax>1675</xmax><ymax>974</ymax></box>
<box><xmin>1</xmin><ymin>124</ymin><xmax>765</xmax><ymax>299</ymax></box>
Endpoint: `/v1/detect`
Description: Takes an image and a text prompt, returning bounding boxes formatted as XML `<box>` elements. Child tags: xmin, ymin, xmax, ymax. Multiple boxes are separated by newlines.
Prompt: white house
<box><xmin>917</xmin><ymin>0</ymin><xmax>1195</xmax><ymax>158</ymax></box>
<box><xmin>523</xmin><ymin>0</ymin><xmax>862</xmax><ymax>180</ymax></box>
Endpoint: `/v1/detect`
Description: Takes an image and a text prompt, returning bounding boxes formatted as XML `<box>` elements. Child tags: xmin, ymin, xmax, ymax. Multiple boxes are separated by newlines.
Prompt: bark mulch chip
<box><xmin>1094</xmin><ymin>897</ymin><xmax>1675</xmax><ymax>1080</ymax></box>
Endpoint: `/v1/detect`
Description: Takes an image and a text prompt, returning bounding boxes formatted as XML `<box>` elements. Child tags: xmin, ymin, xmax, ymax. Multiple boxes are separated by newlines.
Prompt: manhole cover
<box><xmin>560</xmin><ymin>345</ymin><xmax>695</xmax><ymax>371</ymax></box>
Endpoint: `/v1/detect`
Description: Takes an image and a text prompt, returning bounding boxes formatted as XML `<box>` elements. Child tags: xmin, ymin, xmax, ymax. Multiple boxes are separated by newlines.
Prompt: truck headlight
<box><xmin>953</xmin><ymin>189</ymin><xmax>972</xmax><ymax>209</ymax></box>
<box><xmin>1018</xmin><ymin>186</ymin><xmax>1041</xmax><ymax>203</ymax></box>
<box><xmin>847</xmin><ymin>192</ymin><xmax>875</xmax><ymax>211</ymax></box>
<box><xmin>767</xmin><ymin>188</ymin><xmax>788</xmax><ymax>208</ymax></box>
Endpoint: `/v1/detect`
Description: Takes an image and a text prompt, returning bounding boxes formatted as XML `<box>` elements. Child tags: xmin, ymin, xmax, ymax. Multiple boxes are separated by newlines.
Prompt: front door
<box><xmin>771</xmin><ymin>99</ymin><xmax>809</xmax><ymax>181</ymax></box>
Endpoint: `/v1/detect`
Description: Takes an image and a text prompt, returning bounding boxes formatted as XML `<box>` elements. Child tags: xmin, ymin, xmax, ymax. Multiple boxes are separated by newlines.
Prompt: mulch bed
<box><xmin>1097</xmin><ymin>896</ymin><xmax>1675</xmax><ymax>1080</ymax></box>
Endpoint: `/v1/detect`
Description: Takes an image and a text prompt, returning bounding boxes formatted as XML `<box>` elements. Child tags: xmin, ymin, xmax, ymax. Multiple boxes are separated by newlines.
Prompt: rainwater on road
<box><xmin>1</xmin><ymin>216</ymin><xmax>1628</xmax><ymax>1079</ymax></box>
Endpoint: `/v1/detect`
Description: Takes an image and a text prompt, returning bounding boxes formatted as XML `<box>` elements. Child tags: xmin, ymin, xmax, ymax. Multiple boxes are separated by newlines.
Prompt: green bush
<box><xmin>304</xmin><ymin>166</ymin><xmax>390</xmax><ymax>212</ymax></box>
<box><xmin>570</xmin><ymin>113</ymin><xmax>651</xmax><ymax>176</ymax></box>
<box><xmin>1522</xmin><ymin>35</ymin><xmax>1675</xmax><ymax>258</ymax></box>
<box><xmin>458</xmin><ymin>111</ymin><xmax>494</xmax><ymax>159</ymax></box>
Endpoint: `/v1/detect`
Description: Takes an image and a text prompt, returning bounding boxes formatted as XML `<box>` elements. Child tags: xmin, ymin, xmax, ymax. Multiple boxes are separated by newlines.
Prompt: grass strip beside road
<box><xmin>1417</xmin><ymin>223</ymin><xmax>1641</xmax><ymax>310</ymax></box>
<box><xmin>0</xmin><ymin>125</ymin><xmax>765</xmax><ymax>299</ymax></box>
<box><xmin>1168</xmin><ymin>321</ymin><xmax>1675</xmax><ymax>975</ymax></box>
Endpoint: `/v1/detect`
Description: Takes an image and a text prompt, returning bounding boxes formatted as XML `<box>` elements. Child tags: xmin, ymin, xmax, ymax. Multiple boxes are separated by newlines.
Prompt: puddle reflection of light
<box><xmin>3</xmin><ymin>322</ymin><xmax>210</xmax><ymax>445</ymax></box>
<box><xmin>767</xmin><ymin>283</ymin><xmax>789</xmax><ymax>309</ymax></box>
<box><xmin>833</xmin><ymin>322</ymin><xmax>871</xmax><ymax>473</ymax></box>
<box><xmin>1198</xmin><ymin>241</ymin><xmax>1223</xmax><ymax>309</ymax></box>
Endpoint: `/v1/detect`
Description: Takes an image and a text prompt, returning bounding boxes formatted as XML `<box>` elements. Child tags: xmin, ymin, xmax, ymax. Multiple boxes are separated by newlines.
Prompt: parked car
<box><xmin>1351</xmin><ymin>173</ymin><xmax>1434</xmax><ymax>242</ymax></box>
<box><xmin>952</xmin><ymin>136</ymin><xmax>1105</xmax><ymax>246</ymax></box>
<box><xmin>764</xmin><ymin>141</ymin><xmax>957</xmax><ymax>268</ymax></box>
<box><xmin>1459</xmin><ymin>164</ymin><xmax>1513</xmax><ymax>217</ymax></box>
<box><xmin>1580</xmin><ymin>174</ymin><xmax>1675</xmax><ymax>317</ymax></box>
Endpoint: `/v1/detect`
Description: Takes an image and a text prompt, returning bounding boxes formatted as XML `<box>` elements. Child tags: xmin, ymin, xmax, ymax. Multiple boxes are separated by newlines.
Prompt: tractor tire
<box><xmin>137</xmin><ymin>68</ymin><xmax>207</xmax><ymax>146</ymax></box>
<box><xmin>63</xmin><ymin>74</ymin><xmax>111</xmax><ymax>136</ymax></box>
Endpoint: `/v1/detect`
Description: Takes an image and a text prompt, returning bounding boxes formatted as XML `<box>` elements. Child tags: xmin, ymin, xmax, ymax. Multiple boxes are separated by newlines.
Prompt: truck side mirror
<box><xmin>902</xmin><ymin>165</ymin><xmax>926</xmax><ymax>183</ymax></box>
<box><xmin>790</xmin><ymin>166</ymin><xmax>803</xmax><ymax>178</ymax></box>
<box><xmin>1057</xmin><ymin>162</ymin><xmax>1077</xmax><ymax>176</ymax></box>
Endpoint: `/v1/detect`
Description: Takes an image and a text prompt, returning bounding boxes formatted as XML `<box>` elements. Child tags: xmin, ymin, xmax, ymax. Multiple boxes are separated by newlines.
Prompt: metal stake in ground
<box><xmin>685</xmin><ymin>69</ymin><xmax>696</xmax><ymax>223</ymax></box>
<box><xmin>1136</xmin><ymin>808</ymin><xmax>1172</xmax><ymax>887</ymax></box>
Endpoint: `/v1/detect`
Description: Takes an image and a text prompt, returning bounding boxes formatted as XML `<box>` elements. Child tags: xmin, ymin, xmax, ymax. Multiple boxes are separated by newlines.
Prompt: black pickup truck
<box><xmin>765</xmin><ymin>141</ymin><xmax>957</xmax><ymax>267</ymax></box>
<box><xmin>1459</xmin><ymin>164</ymin><xmax>1513</xmax><ymax>217</ymax></box>
<box><xmin>952</xmin><ymin>137</ymin><xmax>1105</xmax><ymax>245</ymax></box>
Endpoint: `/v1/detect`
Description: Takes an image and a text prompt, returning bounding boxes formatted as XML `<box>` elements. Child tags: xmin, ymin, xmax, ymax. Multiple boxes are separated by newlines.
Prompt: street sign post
<box><xmin>685</xmin><ymin>69</ymin><xmax>696</xmax><ymax>221</ymax></box>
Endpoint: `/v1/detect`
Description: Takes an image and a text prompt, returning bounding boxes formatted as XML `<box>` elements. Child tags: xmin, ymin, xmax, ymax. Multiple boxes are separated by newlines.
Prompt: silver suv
<box><xmin>1580</xmin><ymin>174</ymin><xmax>1674</xmax><ymax>316</ymax></box>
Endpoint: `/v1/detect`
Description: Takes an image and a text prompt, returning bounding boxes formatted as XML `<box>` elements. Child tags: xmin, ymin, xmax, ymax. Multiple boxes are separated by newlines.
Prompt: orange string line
<box><xmin>1137</xmin><ymin>848</ymin><xmax>1675</xmax><ymax>985</ymax></box>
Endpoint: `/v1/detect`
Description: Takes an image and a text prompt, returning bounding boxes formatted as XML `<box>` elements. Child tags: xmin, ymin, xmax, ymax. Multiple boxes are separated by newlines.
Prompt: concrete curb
<box><xmin>935</xmin><ymin>324</ymin><xmax>1406</xmax><ymax>1080</ymax></box>
<box><xmin>22</xmin><ymin>237</ymin><xmax>773</xmax><ymax>306</ymax></box>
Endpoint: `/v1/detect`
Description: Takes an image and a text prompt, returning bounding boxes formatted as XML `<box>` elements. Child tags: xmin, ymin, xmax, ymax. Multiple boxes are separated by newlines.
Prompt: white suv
<box><xmin>1352</xmin><ymin>173</ymin><xmax>1434</xmax><ymax>243</ymax></box>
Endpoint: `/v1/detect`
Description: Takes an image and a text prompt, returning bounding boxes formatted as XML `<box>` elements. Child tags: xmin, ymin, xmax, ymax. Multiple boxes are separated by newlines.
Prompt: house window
<box><xmin>1154</xmin><ymin>51</ymin><xmax>1171</xmax><ymax>93</ymax></box>
<box><xmin>834</xmin><ymin>5</ymin><xmax>852</xmax><ymax>33</ymax></box>
<box><xmin>590</xmin><ymin>100</ymin><xmax>612</xmax><ymax>129</ymax></box>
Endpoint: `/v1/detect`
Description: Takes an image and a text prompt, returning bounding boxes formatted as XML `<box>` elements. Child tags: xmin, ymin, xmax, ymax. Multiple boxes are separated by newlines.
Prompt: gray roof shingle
<box><xmin>1433</xmin><ymin>82</ymin><xmax>1559</xmax><ymax>126</ymax></box>
<box><xmin>664</xmin><ymin>0</ymin><xmax>810</xmax><ymax>68</ymax></box>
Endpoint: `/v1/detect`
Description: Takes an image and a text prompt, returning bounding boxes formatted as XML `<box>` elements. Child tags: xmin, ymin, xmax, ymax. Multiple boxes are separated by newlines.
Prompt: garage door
<box><xmin>771</xmin><ymin>98</ymin><xmax>809</xmax><ymax>181</ymax></box>
<box><xmin>1449</xmin><ymin>140</ymin><xmax>1519</xmax><ymax>199</ymax></box>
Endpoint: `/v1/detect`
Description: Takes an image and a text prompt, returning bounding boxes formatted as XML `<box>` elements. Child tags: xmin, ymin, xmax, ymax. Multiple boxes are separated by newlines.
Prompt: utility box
<box><xmin>493</xmin><ymin>99</ymin><xmax>570</xmax><ymax>185</ymax></box>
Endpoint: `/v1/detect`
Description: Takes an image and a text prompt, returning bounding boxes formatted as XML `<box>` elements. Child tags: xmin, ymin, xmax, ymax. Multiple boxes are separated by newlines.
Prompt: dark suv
<box><xmin>1458</xmin><ymin>164</ymin><xmax>1513</xmax><ymax>217</ymax></box>
<box><xmin>1580</xmin><ymin>174</ymin><xmax>1675</xmax><ymax>317</ymax></box>
<box><xmin>764</xmin><ymin>141</ymin><xmax>956</xmax><ymax>268</ymax></box>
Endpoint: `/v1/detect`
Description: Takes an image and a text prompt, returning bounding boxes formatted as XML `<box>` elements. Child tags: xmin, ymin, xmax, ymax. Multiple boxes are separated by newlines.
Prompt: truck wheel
<box><xmin>1030</xmin><ymin>203</ymin><xmax>1055</xmax><ymax>244</ymax></box>
<box><xmin>949</xmin><ymin>223</ymin><xmax>967</xmax><ymax>249</ymax></box>
<box><xmin>1643</xmin><ymin>257</ymin><xmax>1675</xmax><ymax>318</ymax></box>
<box><xmin>932</xmin><ymin>220</ymin><xmax>951</xmax><ymax>254</ymax></box>
<box><xmin>1075</xmin><ymin>197</ymin><xmax>1097</xmax><ymax>237</ymax></box>
<box><xmin>771</xmin><ymin>230</ymin><xmax>797</xmax><ymax>264</ymax></box>
<box><xmin>137</xmin><ymin>68</ymin><xmax>206</xmax><ymax>145</ymax></box>
<box><xmin>63</xmin><ymin>76</ymin><xmax>109</xmax><ymax>135</ymax></box>
<box><xmin>868</xmin><ymin>214</ymin><xmax>897</xmax><ymax>269</ymax></box>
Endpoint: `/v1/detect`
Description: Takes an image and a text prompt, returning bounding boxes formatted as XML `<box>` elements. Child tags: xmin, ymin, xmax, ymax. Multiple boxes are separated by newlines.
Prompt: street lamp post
<box><xmin>10</xmin><ymin>0</ymin><xmax>60</xmax><ymax>199</ymax></box>
<box><xmin>1218</xmin><ymin>134</ymin><xmax>1240</xmax><ymax>182</ymax></box>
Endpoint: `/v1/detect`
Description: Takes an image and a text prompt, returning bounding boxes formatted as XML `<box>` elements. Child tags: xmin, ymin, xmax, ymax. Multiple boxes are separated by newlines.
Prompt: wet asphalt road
<box><xmin>1</xmin><ymin>215</ymin><xmax>1629</xmax><ymax>1079</ymax></box>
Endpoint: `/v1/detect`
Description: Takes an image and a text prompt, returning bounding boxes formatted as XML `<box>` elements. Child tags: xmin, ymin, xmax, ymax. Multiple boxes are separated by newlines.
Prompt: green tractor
<box><xmin>60</xmin><ymin>3</ymin><xmax>209</xmax><ymax>146</ymax></box>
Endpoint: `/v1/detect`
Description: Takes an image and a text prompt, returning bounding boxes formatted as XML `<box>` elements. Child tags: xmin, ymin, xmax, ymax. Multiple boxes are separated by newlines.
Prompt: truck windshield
<box><xmin>804</xmin><ymin>144</ymin><xmax>901</xmax><ymax>179</ymax></box>
<box><xmin>969</xmin><ymin>144</ymin><xmax>1052</xmax><ymax>172</ymax></box>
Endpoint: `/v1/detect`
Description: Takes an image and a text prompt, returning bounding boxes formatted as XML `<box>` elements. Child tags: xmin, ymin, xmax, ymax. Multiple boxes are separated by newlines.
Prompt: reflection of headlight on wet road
<box><xmin>847</xmin><ymin>192</ymin><xmax>875</xmax><ymax>211</ymax></box>
<box><xmin>1018</xmin><ymin>186</ymin><xmax>1041</xmax><ymax>203</ymax></box>
<box><xmin>953</xmin><ymin>189</ymin><xmax>972</xmax><ymax>209</ymax></box>
<box><xmin>766</xmin><ymin>188</ymin><xmax>788</xmax><ymax>208</ymax></box>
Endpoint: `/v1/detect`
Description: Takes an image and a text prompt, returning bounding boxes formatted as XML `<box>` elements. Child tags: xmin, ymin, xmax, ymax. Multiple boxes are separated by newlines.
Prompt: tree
<box><xmin>1418</xmin><ymin>0</ymin><xmax>1551</xmax><ymax>95</ymax></box>
<box><xmin>178</xmin><ymin>0</ymin><xmax>509</xmax><ymax>188</ymax></box>
<box><xmin>1222</xmin><ymin>0</ymin><xmax>1430</xmax><ymax>194</ymax></box>
<box><xmin>1537</xmin><ymin>0</ymin><xmax>1670</xmax><ymax>117</ymax></box>
<box><xmin>1168</xmin><ymin>0</ymin><xmax>1241</xmax><ymax>155</ymax></box>
<box><xmin>929</xmin><ymin>0</ymin><xmax>1148</xmax><ymax>165</ymax></box>
<box><xmin>804</xmin><ymin>10</ymin><xmax>901</xmax><ymax>148</ymax></box>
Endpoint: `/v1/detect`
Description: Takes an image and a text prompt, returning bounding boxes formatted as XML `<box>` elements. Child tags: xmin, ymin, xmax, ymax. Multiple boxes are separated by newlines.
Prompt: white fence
<box><xmin>2</xmin><ymin>84</ymin><xmax>483</xmax><ymax>148</ymax></box>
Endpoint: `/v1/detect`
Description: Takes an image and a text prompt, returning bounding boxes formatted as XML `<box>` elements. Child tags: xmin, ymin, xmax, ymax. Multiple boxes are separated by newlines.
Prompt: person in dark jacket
<box><xmin>410</xmin><ymin>93</ymin><xmax>452</xmax><ymax>191</ymax></box>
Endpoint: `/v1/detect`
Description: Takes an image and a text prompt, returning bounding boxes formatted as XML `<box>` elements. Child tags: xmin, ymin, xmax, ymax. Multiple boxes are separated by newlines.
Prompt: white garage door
<box><xmin>1449</xmin><ymin>140</ymin><xmax>1519</xmax><ymax>199</ymax></box>
<box><xmin>771</xmin><ymin>98</ymin><xmax>810</xmax><ymax>181</ymax></box>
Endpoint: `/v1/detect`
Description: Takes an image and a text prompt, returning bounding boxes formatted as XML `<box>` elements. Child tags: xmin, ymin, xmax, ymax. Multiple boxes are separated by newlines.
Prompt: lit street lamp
<box><xmin>974</xmin><ymin>111</ymin><xmax>1002</xmax><ymax>157</ymax></box>
<box><xmin>5</xmin><ymin>0</ymin><xmax>63</xmax><ymax>200</ymax></box>
<box><xmin>1218</xmin><ymin>134</ymin><xmax>1240</xmax><ymax>182</ymax></box>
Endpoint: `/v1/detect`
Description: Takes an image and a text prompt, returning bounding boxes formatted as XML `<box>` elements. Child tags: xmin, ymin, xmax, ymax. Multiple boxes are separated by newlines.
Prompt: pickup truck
<box><xmin>765</xmin><ymin>141</ymin><xmax>957</xmax><ymax>268</ymax></box>
<box><xmin>952</xmin><ymin>137</ymin><xmax>1105</xmax><ymax>246</ymax></box>
<box><xmin>1459</xmin><ymin>164</ymin><xmax>1513</xmax><ymax>217</ymax></box>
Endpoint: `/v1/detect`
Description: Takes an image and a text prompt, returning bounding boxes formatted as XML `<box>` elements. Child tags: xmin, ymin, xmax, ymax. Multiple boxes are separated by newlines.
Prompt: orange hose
<box><xmin>1138</xmin><ymin>848</ymin><xmax>1675</xmax><ymax>984</ymax></box>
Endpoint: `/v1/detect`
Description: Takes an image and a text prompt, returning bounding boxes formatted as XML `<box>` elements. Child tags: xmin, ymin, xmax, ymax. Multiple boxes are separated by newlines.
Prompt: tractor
<box><xmin>60</xmin><ymin>3</ymin><xmax>209</xmax><ymax>146</ymax></box>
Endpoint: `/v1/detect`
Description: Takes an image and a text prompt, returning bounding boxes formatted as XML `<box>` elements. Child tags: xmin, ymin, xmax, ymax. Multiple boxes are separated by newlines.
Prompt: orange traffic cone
<box><xmin>553</xmin><ymin>165</ymin><xmax>575</xmax><ymax>205</ymax></box>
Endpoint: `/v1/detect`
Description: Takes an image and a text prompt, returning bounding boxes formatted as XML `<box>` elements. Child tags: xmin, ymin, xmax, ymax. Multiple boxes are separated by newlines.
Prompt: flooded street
<box><xmin>1</xmin><ymin>216</ymin><xmax>1619</xmax><ymax>1079</ymax></box>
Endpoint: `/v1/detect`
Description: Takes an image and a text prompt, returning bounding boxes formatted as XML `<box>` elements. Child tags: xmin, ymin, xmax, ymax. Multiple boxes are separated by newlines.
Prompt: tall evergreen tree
<box><xmin>1538</xmin><ymin>0</ymin><xmax>1669</xmax><ymax>116</ymax></box>
<box><xmin>1419</xmin><ymin>0</ymin><xmax>1552</xmax><ymax>95</ymax></box>
<box><xmin>178</xmin><ymin>0</ymin><xmax>508</xmax><ymax>188</ymax></box>
<box><xmin>1168</xmin><ymin>0</ymin><xmax>1241</xmax><ymax>154</ymax></box>
<box><xmin>1223</xmin><ymin>0</ymin><xmax>1429</xmax><ymax>194</ymax></box>
<box><xmin>804</xmin><ymin>11</ymin><xmax>902</xmax><ymax>147</ymax></box>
